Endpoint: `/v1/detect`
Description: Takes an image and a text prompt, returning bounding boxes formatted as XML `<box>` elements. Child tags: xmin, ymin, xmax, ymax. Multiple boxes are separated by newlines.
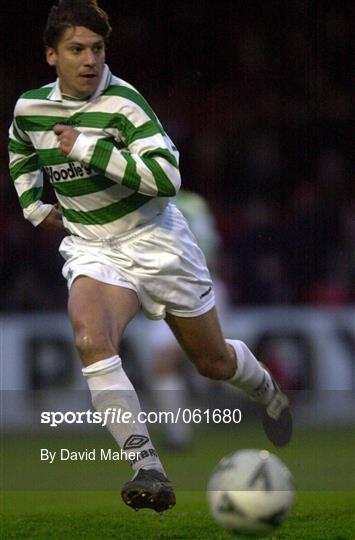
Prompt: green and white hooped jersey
<box><xmin>8</xmin><ymin>65</ymin><xmax>181</xmax><ymax>239</ymax></box>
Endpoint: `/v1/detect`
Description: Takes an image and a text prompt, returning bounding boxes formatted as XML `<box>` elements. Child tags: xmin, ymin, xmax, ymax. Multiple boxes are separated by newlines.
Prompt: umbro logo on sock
<box><xmin>123</xmin><ymin>434</ymin><xmax>149</xmax><ymax>450</ymax></box>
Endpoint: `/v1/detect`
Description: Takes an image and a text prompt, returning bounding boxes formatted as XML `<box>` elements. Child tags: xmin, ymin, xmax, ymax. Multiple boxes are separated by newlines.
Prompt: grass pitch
<box><xmin>1</xmin><ymin>425</ymin><xmax>354</xmax><ymax>539</ymax></box>
<box><xmin>1</xmin><ymin>491</ymin><xmax>354</xmax><ymax>539</ymax></box>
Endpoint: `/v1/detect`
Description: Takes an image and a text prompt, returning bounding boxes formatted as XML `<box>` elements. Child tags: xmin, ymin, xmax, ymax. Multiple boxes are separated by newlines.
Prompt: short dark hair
<box><xmin>43</xmin><ymin>0</ymin><xmax>112</xmax><ymax>49</ymax></box>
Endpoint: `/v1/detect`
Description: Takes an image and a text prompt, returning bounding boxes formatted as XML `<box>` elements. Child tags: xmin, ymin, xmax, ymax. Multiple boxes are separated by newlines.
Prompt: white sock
<box><xmin>226</xmin><ymin>340</ymin><xmax>274</xmax><ymax>404</ymax></box>
<box><xmin>82</xmin><ymin>355</ymin><xmax>165</xmax><ymax>474</ymax></box>
<box><xmin>152</xmin><ymin>374</ymin><xmax>191</xmax><ymax>447</ymax></box>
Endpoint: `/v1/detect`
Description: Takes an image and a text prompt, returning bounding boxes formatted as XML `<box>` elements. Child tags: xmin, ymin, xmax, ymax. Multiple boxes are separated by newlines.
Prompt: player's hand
<box><xmin>54</xmin><ymin>124</ymin><xmax>80</xmax><ymax>156</ymax></box>
<box><xmin>39</xmin><ymin>204</ymin><xmax>64</xmax><ymax>232</ymax></box>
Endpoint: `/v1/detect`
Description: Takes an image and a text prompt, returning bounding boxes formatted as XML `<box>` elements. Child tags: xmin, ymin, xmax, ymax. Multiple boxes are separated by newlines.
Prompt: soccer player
<box><xmin>8</xmin><ymin>0</ymin><xmax>292</xmax><ymax>513</ymax></box>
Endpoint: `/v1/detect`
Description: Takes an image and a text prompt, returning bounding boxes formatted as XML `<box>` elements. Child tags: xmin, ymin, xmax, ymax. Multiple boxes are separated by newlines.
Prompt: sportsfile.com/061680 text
<box><xmin>40</xmin><ymin>408</ymin><xmax>243</xmax><ymax>427</ymax></box>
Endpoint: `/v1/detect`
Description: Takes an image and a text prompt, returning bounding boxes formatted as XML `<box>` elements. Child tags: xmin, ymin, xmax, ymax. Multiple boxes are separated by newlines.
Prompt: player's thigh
<box><xmin>165</xmin><ymin>307</ymin><xmax>228</xmax><ymax>366</ymax></box>
<box><xmin>68</xmin><ymin>275</ymin><xmax>140</xmax><ymax>350</ymax></box>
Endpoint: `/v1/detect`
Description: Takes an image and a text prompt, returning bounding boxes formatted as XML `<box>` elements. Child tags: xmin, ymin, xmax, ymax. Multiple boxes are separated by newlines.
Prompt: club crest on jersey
<box><xmin>44</xmin><ymin>162</ymin><xmax>93</xmax><ymax>182</ymax></box>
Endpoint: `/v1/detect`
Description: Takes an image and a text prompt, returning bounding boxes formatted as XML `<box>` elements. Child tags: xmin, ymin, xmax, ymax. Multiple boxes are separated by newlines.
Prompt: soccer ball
<box><xmin>207</xmin><ymin>449</ymin><xmax>295</xmax><ymax>537</ymax></box>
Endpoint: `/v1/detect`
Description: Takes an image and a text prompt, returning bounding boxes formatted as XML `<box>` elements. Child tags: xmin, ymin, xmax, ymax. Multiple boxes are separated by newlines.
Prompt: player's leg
<box><xmin>165</xmin><ymin>307</ymin><xmax>234</xmax><ymax>379</ymax></box>
<box><xmin>68</xmin><ymin>276</ymin><xmax>175</xmax><ymax>511</ymax></box>
<box><xmin>165</xmin><ymin>306</ymin><xmax>292</xmax><ymax>446</ymax></box>
<box><xmin>68</xmin><ymin>275</ymin><xmax>139</xmax><ymax>366</ymax></box>
<box><xmin>151</xmin><ymin>324</ymin><xmax>192</xmax><ymax>450</ymax></box>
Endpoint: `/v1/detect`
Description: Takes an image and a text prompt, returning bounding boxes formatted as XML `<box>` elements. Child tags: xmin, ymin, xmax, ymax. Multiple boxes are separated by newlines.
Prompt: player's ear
<box><xmin>46</xmin><ymin>47</ymin><xmax>57</xmax><ymax>67</ymax></box>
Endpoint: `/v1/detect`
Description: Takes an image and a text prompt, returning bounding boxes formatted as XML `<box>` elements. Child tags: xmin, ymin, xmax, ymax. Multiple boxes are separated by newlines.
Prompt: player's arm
<box><xmin>54</xmin><ymin>98</ymin><xmax>181</xmax><ymax>198</ymax></box>
<box><xmin>8</xmin><ymin>112</ymin><xmax>63</xmax><ymax>231</ymax></box>
<box><xmin>39</xmin><ymin>204</ymin><xmax>64</xmax><ymax>231</ymax></box>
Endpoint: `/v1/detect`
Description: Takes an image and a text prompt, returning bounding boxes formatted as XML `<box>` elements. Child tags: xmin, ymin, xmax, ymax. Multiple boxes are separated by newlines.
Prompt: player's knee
<box><xmin>74</xmin><ymin>327</ymin><xmax>115</xmax><ymax>362</ymax></box>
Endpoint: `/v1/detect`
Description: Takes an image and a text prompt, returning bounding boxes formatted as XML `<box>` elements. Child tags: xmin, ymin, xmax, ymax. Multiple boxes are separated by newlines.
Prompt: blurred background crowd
<box><xmin>1</xmin><ymin>1</ymin><xmax>353</xmax><ymax>311</ymax></box>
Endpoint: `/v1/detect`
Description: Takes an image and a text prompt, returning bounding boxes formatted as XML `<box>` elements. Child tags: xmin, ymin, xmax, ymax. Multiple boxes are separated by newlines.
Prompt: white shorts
<box><xmin>59</xmin><ymin>204</ymin><xmax>215</xmax><ymax>320</ymax></box>
<box><xmin>144</xmin><ymin>277</ymin><xmax>230</xmax><ymax>354</ymax></box>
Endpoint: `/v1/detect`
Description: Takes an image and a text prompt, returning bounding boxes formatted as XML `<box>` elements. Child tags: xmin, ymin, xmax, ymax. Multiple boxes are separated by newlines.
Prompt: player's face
<box><xmin>46</xmin><ymin>26</ymin><xmax>106</xmax><ymax>98</ymax></box>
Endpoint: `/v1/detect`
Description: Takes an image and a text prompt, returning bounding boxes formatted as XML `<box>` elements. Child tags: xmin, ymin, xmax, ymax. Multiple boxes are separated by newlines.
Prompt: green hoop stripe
<box><xmin>141</xmin><ymin>156</ymin><xmax>177</xmax><ymax>197</ymax></box>
<box><xmin>37</xmin><ymin>148</ymin><xmax>70</xmax><ymax>166</ymax></box>
<box><xmin>103</xmin><ymin>86</ymin><xmax>158</xmax><ymax>122</ymax></box>
<box><xmin>16</xmin><ymin>115</ymin><xmax>68</xmax><ymax>132</ymax></box>
<box><xmin>8</xmin><ymin>138</ymin><xmax>33</xmax><ymax>155</ymax></box>
<box><xmin>67</xmin><ymin>112</ymin><xmax>163</xmax><ymax>145</ymax></box>
<box><xmin>20</xmin><ymin>87</ymin><xmax>53</xmax><ymax>100</ymax></box>
<box><xmin>121</xmin><ymin>152</ymin><xmax>141</xmax><ymax>191</ymax></box>
<box><xmin>15</xmin><ymin>111</ymin><xmax>163</xmax><ymax>147</ymax></box>
<box><xmin>127</xmin><ymin>120</ymin><xmax>164</xmax><ymax>145</ymax></box>
<box><xmin>19</xmin><ymin>187</ymin><xmax>43</xmax><ymax>208</ymax></box>
<box><xmin>53</xmin><ymin>175</ymin><xmax>116</xmax><ymax>197</ymax></box>
<box><xmin>90</xmin><ymin>139</ymin><xmax>113</xmax><ymax>171</ymax></box>
<box><xmin>68</xmin><ymin>113</ymin><xmax>163</xmax><ymax>145</ymax></box>
<box><xmin>12</xmin><ymin>123</ymin><xmax>29</xmax><ymax>144</ymax></box>
<box><xmin>142</xmin><ymin>148</ymin><xmax>179</xmax><ymax>169</ymax></box>
<box><xmin>61</xmin><ymin>193</ymin><xmax>152</xmax><ymax>225</ymax></box>
<box><xmin>10</xmin><ymin>154</ymin><xmax>40</xmax><ymax>181</ymax></box>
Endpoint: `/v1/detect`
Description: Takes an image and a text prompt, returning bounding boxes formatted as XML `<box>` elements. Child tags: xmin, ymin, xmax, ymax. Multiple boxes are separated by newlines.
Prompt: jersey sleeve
<box><xmin>8</xmin><ymin>106</ymin><xmax>53</xmax><ymax>226</ymax></box>
<box><xmin>67</xmin><ymin>91</ymin><xmax>181</xmax><ymax>198</ymax></box>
